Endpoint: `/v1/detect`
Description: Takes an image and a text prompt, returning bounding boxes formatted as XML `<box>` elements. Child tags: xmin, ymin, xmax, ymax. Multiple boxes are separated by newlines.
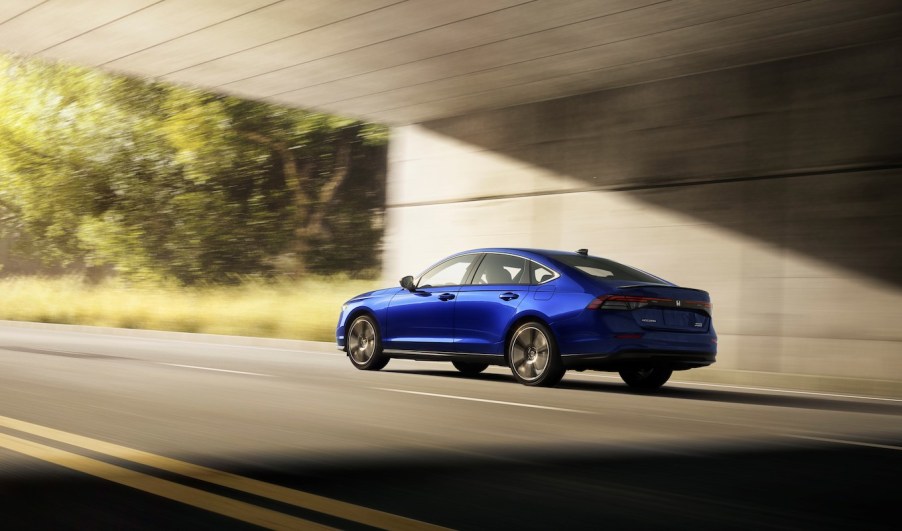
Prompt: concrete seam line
<box><xmin>783</xmin><ymin>434</ymin><xmax>902</xmax><ymax>452</ymax></box>
<box><xmin>384</xmin><ymin>163</ymin><xmax>902</xmax><ymax>209</ymax></box>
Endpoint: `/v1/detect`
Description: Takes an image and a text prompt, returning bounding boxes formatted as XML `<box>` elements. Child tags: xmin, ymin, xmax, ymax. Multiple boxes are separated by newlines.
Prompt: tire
<box><xmin>619</xmin><ymin>365</ymin><xmax>673</xmax><ymax>391</ymax></box>
<box><xmin>346</xmin><ymin>315</ymin><xmax>389</xmax><ymax>371</ymax></box>
<box><xmin>452</xmin><ymin>361</ymin><xmax>489</xmax><ymax>375</ymax></box>
<box><xmin>507</xmin><ymin>321</ymin><xmax>565</xmax><ymax>387</ymax></box>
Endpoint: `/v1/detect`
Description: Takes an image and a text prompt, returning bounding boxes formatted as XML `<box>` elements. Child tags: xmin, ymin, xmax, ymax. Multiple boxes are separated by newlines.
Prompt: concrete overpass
<box><xmin>2</xmin><ymin>0</ymin><xmax>901</xmax><ymax>392</ymax></box>
<box><xmin>1</xmin><ymin>1</ymin><xmax>899</xmax><ymax>123</ymax></box>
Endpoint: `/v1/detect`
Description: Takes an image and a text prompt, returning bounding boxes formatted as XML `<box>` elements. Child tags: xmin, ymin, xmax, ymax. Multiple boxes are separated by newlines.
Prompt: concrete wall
<box><xmin>383</xmin><ymin>40</ymin><xmax>902</xmax><ymax>385</ymax></box>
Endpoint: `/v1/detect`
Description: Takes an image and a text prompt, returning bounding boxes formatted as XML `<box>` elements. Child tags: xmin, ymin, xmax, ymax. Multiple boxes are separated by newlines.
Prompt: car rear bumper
<box><xmin>561</xmin><ymin>350</ymin><xmax>716</xmax><ymax>371</ymax></box>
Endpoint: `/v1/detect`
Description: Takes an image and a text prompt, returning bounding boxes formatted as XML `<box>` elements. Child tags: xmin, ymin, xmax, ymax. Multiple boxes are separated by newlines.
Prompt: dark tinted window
<box><xmin>551</xmin><ymin>254</ymin><xmax>662</xmax><ymax>283</ymax></box>
<box><xmin>472</xmin><ymin>254</ymin><xmax>527</xmax><ymax>285</ymax></box>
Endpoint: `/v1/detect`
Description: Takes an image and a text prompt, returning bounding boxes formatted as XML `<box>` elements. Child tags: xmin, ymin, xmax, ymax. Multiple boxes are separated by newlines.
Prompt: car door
<box><xmin>384</xmin><ymin>253</ymin><xmax>480</xmax><ymax>353</ymax></box>
<box><xmin>454</xmin><ymin>253</ymin><xmax>530</xmax><ymax>354</ymax></box>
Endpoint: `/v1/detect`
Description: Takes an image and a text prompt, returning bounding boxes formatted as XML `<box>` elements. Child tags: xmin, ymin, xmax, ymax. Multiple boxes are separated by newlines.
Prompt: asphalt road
<box><xmin>0</xmin><ymin>322</ymin><xmax>899</xmax><ymax>530</ymax></box>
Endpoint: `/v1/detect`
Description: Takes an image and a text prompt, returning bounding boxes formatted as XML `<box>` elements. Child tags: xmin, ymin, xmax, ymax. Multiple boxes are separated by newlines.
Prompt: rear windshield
<box><xmin>550</xmin><ymin>254</ymin><xmax>662</xmax><ymax>283</ymax></box>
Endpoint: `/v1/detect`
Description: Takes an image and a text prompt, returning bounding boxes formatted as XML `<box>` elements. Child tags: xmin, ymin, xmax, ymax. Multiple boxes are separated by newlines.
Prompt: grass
<box><xmin>0</xmin><ymin>276</ymin><xmax>380</xmax><ymax>341</ymax></box>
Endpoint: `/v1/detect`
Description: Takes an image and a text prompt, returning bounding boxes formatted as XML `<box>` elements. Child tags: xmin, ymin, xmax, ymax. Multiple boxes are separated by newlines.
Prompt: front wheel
<box><xmin>619</xmin><ymin>365</ymin><xmax>672</xmax><ymax>391</ymax></box>
<box><xmin>507</xmin><ymin>322</ymin><xmax>565</xmax><ymax>387</ymax></box>
<box><xmin>347</xmin><ymin>315</ymin><xmax>389</xmax><ymax>371</ymax></box>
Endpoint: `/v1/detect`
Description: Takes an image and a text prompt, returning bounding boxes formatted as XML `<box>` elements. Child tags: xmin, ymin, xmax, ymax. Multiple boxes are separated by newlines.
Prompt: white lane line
<box><xmin>0</xmin><ymin>324</ymin><xmax>338</xmax><ymax>354</ymax></box>
<box><xmin>157</xmin><ymin>363</ymin><xmax>273</xmax><ymax>377</ymax></box>
<box><xmin>374</xmin><ymin>388</ymin><xmax>590</xmax><ymax>413</ymax></box>
<box><xmin>132</xmin><ymin>337</ymin><xmax>338</xmax><ymax>355</ymax></box>
<box><xmin>577</xmin><ymin>373</ymin><xmax>902</xmax><ymax>403</ymax></box>
<box><xmin>784</xmin><ymin>435</ymin><xmax>902</xmax><ymax>452</ymax></box>
<box><xmin>117</xmin><ymin>336</ymin><xmax>337</xmax><ymax>355</ymax></box>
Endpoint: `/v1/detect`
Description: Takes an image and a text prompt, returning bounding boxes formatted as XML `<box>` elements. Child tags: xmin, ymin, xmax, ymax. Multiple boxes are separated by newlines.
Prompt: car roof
<box><xmin>457</xmin><ymin>248</ymin><xmax>584</xmax><ymax>261</ymax></box>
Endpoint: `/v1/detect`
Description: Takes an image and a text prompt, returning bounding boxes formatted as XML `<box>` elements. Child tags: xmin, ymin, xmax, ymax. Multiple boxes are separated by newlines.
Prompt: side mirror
<box><xmin>399</xmin><ymin>275</ymin><xmax>416</xmax><ymax>291</ymax></box>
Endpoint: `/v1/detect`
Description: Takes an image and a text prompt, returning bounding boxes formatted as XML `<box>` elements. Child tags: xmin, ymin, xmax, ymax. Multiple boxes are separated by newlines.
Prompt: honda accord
<box><xmin>336</xmin><ymin>248</ymin><xmax>716</xmax><ymax>390</ymax></box>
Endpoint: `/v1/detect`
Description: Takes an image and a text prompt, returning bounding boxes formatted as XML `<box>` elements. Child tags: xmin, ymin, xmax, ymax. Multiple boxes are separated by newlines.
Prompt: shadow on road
<box><xmin>560</xmin><ymin>379</ymin><xmax>902</xmax><ymax>416</ymax></box>
<box><xmin>384</xmin><ymin>368</ymin><xmax>902</xmax><ymax>416</ymax></box>
<box><xmin>2</xmin><ymin>437</ymin><xmax>899</xmax><ymax>530</ymax></box>
<box><xmin>384</xmin><ymin>368</ymin><xmax>513</xmax><ymax>383</ymax></box>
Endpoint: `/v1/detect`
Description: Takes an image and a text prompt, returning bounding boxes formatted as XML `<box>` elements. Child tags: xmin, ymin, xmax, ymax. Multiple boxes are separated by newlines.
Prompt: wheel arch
<box><xmin>503</xmin><ymin>313</ymin><xmax>558</xmax><ymax>362</ymax></box>
<box><xmin>343</xmin><ymin>307</ymin><xmax>379</xmax><ymax>353</ymax></box>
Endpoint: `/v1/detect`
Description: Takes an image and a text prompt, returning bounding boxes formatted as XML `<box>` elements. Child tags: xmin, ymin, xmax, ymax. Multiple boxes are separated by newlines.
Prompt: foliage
<box><xmin>0</xmin><ymin>54</ymin><xmax>387</xmax><ymax>284</ymax></box>
<box><xmin>0</xmin><ymin>275</ymin><xmax>379</xmax><ymax>341</ymax></box>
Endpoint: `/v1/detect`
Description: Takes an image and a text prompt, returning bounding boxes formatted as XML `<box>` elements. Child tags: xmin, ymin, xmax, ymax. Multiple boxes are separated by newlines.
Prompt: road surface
<box><xmin>0</xmin><ymin>322</ymin><xmax>899</xmax><ymax>530</ymax></box>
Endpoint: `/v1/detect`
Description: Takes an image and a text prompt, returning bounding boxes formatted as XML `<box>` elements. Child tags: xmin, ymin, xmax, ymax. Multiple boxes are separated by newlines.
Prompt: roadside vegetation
<box><xmin>0</xmin><ymin>55</ymin><xmax>389</xmax><ymax>340</ymax></box>
<box><xmin>0</xmin><ymin>53</ymin><xmax>387</xmax><ymax>284</ymax></box>
<box><xmin>0</xmin><ymin>276</ymin><xmax>379</xmax><ymax>341</ymax></box>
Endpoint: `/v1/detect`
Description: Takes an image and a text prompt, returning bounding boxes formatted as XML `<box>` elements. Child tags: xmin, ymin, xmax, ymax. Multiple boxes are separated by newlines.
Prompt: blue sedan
<box><xmin>336</xmin><ymin>248</ymin><xmax>716</xmax><ymax>390</ymax></box>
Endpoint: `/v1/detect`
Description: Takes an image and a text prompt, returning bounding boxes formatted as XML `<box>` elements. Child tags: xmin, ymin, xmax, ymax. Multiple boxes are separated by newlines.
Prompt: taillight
<box><xmin>587</xmin><ymin>295</ymin><xmax>671</xmax><ymax>310</ymax></box>
<box><xmin>587</xmin><ymin>295</ymin><xmax>712</xmax><ymax>313</ymax></box>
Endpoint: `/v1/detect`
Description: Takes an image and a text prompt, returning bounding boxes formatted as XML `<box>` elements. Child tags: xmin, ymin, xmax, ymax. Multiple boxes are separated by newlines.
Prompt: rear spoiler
<box><xmin>617</xmin><ymin>283</ymin><xmax>709</xmax><ymax>294</ymax></box>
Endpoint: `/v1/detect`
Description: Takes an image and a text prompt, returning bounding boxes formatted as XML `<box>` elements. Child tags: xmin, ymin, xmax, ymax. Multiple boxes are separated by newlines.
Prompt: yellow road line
<box><xmin>0</xmin><ymin>432</ymin><xmax>332</xmax><ymax>531</ymax></box>
<box><xmin>0</xmin><ymin>414</ymin><xmax>448</xmax><ymax>531</ymax></box>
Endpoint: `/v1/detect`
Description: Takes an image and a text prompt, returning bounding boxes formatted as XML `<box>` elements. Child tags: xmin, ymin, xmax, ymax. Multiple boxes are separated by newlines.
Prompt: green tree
<box><xmin>0</xmin><ymin>54</ymin><xmax>387</xmax><ymax>283</ymax></box>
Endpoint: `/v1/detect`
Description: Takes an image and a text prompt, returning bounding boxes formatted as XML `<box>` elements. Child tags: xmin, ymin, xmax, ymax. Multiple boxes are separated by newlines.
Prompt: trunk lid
<box><xmin>605</xmin><ymin>282</ymin><xmax>712</xmax><ymax>333</ymax></box>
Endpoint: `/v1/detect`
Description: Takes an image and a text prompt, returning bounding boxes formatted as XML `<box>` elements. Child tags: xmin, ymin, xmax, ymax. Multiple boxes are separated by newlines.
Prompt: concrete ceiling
<box><xmin>1</xmin><ymin>0</ymin><xmax>900</xmax><ymax>125</ymax></box>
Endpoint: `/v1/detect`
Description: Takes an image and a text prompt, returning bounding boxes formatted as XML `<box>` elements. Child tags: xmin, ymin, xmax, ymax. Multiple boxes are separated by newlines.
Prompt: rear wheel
<box><xmin>619</xmin><ymin>365</ymin><xmax>672</xmax><ymax>391</ymax></box>
<box><xmin>451</xmin><ymin>361</ymin><xmax>489</xmax><ymax>375</ymax></box>
<box><xmin>347</xmin><ymin>315</ymin><xmax>389</xmax><ymax>371</ymax></box>
<box><xmin>507</xmin><ymin>322</ymin><xmax>565</xmax><ymax>387</ymax></box>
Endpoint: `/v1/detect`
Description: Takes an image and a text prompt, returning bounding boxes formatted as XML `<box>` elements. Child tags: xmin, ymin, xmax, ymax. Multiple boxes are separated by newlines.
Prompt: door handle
<box><xmin>438</xmin><ymin>293</ymin><xmax>455</xmax><ymax>301</ymax></box>
<box><xmin>499</xmin><ymin>292</ymin><xmax>519</xmax><ymax>301</ymax></box>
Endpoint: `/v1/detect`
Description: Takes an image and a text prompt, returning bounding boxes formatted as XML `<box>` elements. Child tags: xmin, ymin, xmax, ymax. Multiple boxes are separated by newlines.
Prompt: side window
<box><xmin>418</xmin><ymin>255</ymin><xmax>478</xmax><ymax>288</ymax></box>
<box><xmin>472</xmin><ymin>254</ymin><xmax>527</xmax><ymax>285</ymax></box>
<box><xmin>529</xmin><ymin>261</ymin><xmax>557</xmax><ymax>285</ymax></box>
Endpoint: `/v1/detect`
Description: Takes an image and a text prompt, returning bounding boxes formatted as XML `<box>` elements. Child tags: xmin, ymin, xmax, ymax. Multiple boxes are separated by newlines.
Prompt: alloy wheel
<box><xmin>510</xmin><ymin>326</ymin><xmax>551</xmax><ymax>382</ymax></box>
<box><xmin>348</xmin><ymin>318</ymin><xmax>376</xmax><ymax>364</ymax></box>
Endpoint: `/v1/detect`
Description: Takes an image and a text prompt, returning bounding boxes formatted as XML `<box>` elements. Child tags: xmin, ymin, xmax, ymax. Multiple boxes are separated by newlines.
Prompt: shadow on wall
<box><xmin>420</xmin><ymin>39</ymin><xmax>902</xmax><ymax>287</ymax></box>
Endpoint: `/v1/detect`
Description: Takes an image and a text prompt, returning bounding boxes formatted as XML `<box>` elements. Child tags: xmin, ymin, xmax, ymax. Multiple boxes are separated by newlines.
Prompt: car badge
<box><xmin>675</xmin><ymin>300</ymin><xmax>681</xmax><ymax>307</ymax></box>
